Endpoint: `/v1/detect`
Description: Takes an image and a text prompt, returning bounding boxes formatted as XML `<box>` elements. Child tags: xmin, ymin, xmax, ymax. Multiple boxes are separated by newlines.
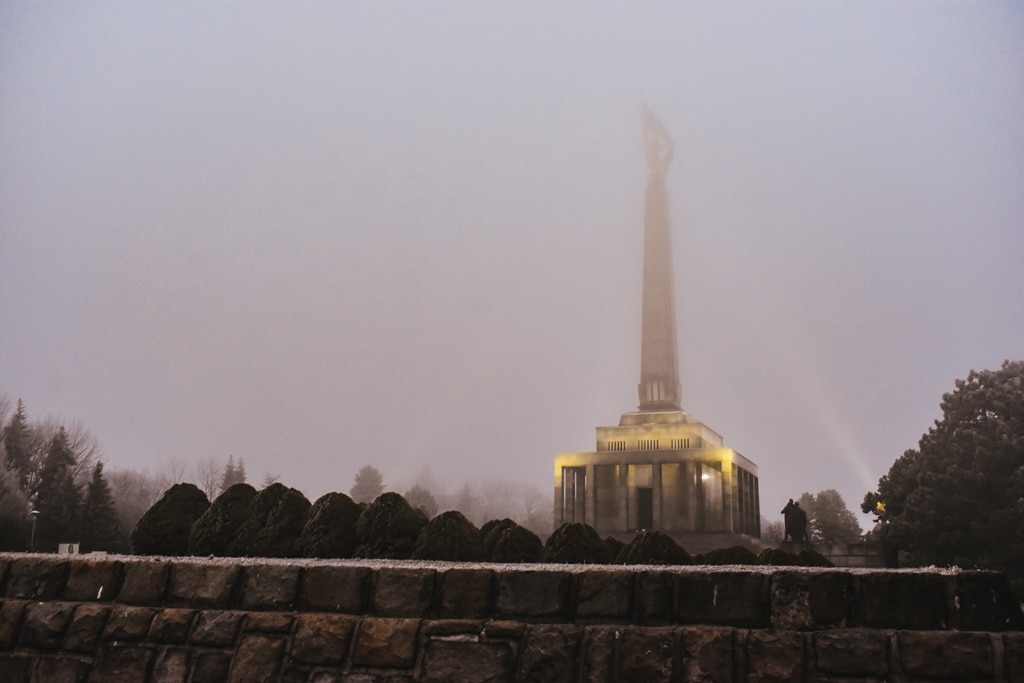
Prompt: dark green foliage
<box><xmin>757</xmin><ymin>548</ymin><xmax>803</xmax><ymax>566</ymax></box>
<box><xmin>603</xmin><ymin>535</ymin><xmax>626</xmax><ymax>561</ymax></box>
<box><xmin>227</xmin><ymin>483</ymin><xmax>311</xmax><ymax>557</ymax></box>
<box><xmin>863</xmin><ymin>360</ymin><xmax>1024</xmax><ymax>577</ymax></box>
<box><xmin>480</xmin><ymin>518</ymin><xmax>517</xmax><ymax>557</ymax></box>
<box><xmin>542</xmin><ymin>522</ymin><xmax>613</xmax><ymax>564</ymax></box>
<box><xmin>411</xmin><ymin>510</ymin><xmax>484</xmax><ymax>561</ymax></box>
<box><xmin>695</xmin><ymin>545</ymin><xmax>759</xmax><ymax>565</ymax></box>
<box><xmin>80</xmin><ymin>462</ymin><xmax>120</xmax><ymax>553</ymax></box>
<box><xmin>295</xmin><ymin>492</ymin><xmax>361</xmax><ymax>558</ymax></box>
<box><xmin>34</xmin><ymin>427</ymin><xmax>81</xmax><ymax>551</ymax></box>
<box><xmin>2</xmin><ymin>399</ymin><xmax>33</xmax><ymax>489</ymax></box>
<box><xmin>798</xmin><ymin>548</ymin><xmax>834</xmax><ymax>567</ymax></box>
<box><xmin>615</xmin><ymin>530</ymin><xmax>691</xmax><ymax>565</ymax></box>
<box><xmin>798</xmin><ymin>489</ymin><xmax>862</xmax><ymax>545</ymax></box>
<box><xmin>130</xmin><ymin>483</ymin><xmax>210</xmax><ymax>556</ymax></box>
<box><xmin>188</xmin><ymin>483</ymin><xmax>257</xmax><ymax>556</ymax></box>
<box><xmin>354</xmin><ymin>492</ymin><xmax>428</xmax><ymax>559</ymax></box>
<box><xmin>486</xmin><ymin>522</ymin><xmax>543</xmax><ymax>563</ymax></box>
<box><xmin>0</xmin><ymin>467</ymin><xmax>29</xmax><ymax>551</ymax></box>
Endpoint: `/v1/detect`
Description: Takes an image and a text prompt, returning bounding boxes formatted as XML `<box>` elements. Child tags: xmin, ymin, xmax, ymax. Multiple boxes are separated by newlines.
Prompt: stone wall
<box><xmin>0</xmin><ymin>553</ymin><xmax>1022</xmax><ymax>682</ymax></box>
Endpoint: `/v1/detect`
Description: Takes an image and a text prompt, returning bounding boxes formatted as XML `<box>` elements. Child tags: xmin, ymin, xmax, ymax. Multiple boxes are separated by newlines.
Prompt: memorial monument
<box><xmin>553</xmin><ymin>110</ymin><xmax>761</xmax><ymax>552</ymax></box>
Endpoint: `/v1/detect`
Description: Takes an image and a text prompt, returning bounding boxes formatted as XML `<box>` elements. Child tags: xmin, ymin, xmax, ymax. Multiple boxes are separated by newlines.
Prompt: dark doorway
<box><xmin>637</xmin><ymin>487</ymin><xmax>653</xmax><ymax>530</ymax></box>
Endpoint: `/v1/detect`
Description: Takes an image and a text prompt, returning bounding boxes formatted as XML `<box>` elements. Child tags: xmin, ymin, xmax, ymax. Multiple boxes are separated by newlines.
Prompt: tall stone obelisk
<box><xmin>637</xmin><ymin>109</ymin><xmax>682</xmax><ymax>411</ymax></box>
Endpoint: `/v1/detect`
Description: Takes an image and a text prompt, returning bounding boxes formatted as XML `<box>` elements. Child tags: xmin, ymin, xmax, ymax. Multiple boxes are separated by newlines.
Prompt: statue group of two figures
<box><xmin>781</xmin><ymin>498</ymin><xmax>809</xmax><ymax>544</ymax></box>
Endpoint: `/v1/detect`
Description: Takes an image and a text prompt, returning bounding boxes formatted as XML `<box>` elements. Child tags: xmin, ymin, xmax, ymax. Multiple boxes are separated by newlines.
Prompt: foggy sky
<box><xmin>2</xmin><ymin>2</ymin><xmax>1022</xmax><ymax>527</ymax></box>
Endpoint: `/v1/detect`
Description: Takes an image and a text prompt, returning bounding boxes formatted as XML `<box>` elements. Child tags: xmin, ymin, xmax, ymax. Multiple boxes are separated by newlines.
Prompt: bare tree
<box><xmin>195</xmin><ymin>456</ymin><xmax>223</xmax><ymax>500</ymax></box>
<box><xmin>156</xmin><ymin>456</ymin><xmax>189</xmax><ymax>491</ymax></box>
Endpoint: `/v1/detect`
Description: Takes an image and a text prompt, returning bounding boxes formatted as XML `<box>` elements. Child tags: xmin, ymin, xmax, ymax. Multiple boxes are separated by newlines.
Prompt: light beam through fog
<box><xmin>1</xmin><ymin>2</ymin><xmax>1022</xmax><ymax>531</ymax></box>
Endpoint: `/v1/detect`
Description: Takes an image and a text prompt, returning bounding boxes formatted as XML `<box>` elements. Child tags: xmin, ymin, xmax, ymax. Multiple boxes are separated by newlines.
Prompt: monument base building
<box><xmin>554</xmin><ymin>409</ymin><xmax>760</xmax><ymax>554</ymax></box>
<box><xmin>555</xmin><ymin>111</ymin><xmax>761</xmax><ymax>553</ymax></box>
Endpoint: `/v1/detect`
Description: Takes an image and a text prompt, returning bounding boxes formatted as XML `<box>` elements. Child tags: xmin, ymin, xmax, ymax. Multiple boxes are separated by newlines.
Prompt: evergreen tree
<box><xmin>350</xmin><ymin>465</ymin><xmax>384</xmax><ymax>504</ymax></box>
<box><xmin>33</xmin><ymin>427</ymin><xmax>81</xmax><ymax>550</ymax></box>
<box><xmin>0</xmin><ymin>466</ymin><xmax>29</xmax><ymax>551</ymax></box>
<box><xmin>218</xmin><ymin>455</ymin><xmax>247</xmax><ymax>495</ymax></box>
<box><xmin>404</xmin><ymin>484</ymin><xmax>438</xmax><ymax>519</ymax></box>
<box><xmin>864</xmin><ymin>360</ymin><xmax>1024</xmax><ymax>574</ymax></box>
<box><xmin>797</xmin><ymin>489</ymin><xmax>862</xmax><ymax>545</ymax></box>
<box><xmin>80</xmin><ymin>462</ymin><xmax>120</xmax><ymax>552</ymax></box>
<box><xmin>2</xmin><ymin>399</ymin><xmax>33</xmax><ymax>489</ymax></box>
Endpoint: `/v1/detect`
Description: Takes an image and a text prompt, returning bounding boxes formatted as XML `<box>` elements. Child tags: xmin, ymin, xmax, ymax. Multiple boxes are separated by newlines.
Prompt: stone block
<box><xmin>482</xmin><ymin>620</ymin><xmax>525</xmax><ymax>639</ymax></box>
<box><xmin>5</xmin><ymin>558</ymin><xmax>69</xmax><ymax>600</ymax></box>
<box><xmin>575</xmin><ymin>570</ymin><xmax>632</xmax><ymax>622</ymax></box>
<box><xmin>897</xmin><ymin>631</ymin><xmax>994</xmax><ymax>679</ymax></box>
<box><xmin>954</xmin><ymin>571</ymin><xmax>1024</xmax><ymax>631</ymax></box>
<box><xmin>813</xmin><ymin>628</ymin><xmax>889</xmax><ymax>677</ymax></box>
<box><xmin>296</xmin><ymin>566</ymin><xmax>369</xmax><ymax>613</ymax></box>
<box><xmin>118</xmin><ymin>561</ymin><xmax>170</xmax><ymax>605</ymax></box>
<box><xmin>423</xmin><ymin>619</ymin><xmax>483</xmax><ymax>636</ymax></box>
<box><xmin>634</xmin><ymin>571</ymin><xmax>674</xmax><ymax>624</ymax></box>
<box><xmin>291</xmin><ymin>613</ymin><xmax>358</xmax><ymax>665</ymax></box>
<box><xmin>90</xmin><ymin>644</ymin><xmax>157</xmax><ymax>682</ymax></box>
<box><xmin>0</xmin><ymin>600</ymin><xmax>28</xmax><ymax>647</ymax></box>
<box><xmin>245</xmin><ymin>611</ymin><xmax>294</xmax><ymax>633</ymax></box>
<box><xmin>438</xmin><ymin>568</ymin><xmax>493</xmax><ymax>619</ymax></box>
<box><xmin>419</xmin><ymin>640</ymin><xmax>514</xmax><ymax>683</ymax></box>
<box><xmin>517</xmin><ymin>624</ymin><xmax>583</xmax><ymax>683</ymax></box>
<box><xmin>1005</xmin><ymin>632</ymin><xmax>1024</xmax><ymax>681</ymax></box>
<box><xmin>353</xmin><ymin>617</ymin><xmax>420</xmax><ymax>668</ymax></box>
<box><xmin>190</xmin><ymin>610</ymin><xmax>244</xmax><ymax>646</ymax></box>
<box><xmin>618</xmin><ymin>626</ymin><xmax>675</xmax><ymax>682</ymax></box>
<box><xmin>495</xmin><ymin>570</ymin><xmax>568</xmax><ymax>620</ymax></box>
<box><xmin>152</xmin><ymin>647</ymin><xmax>190</xmax><ymax>683</ymax></box>
<box><xmin>34</xmin><ymin>657</ymin><xmax>90</xmax><ymax>683</ymax></box>
<box><xmin>169</xmin><ymin>563</ymin><xmax>240</xmax><ymax>608</ymax></box>
<box><xmin>373</xmin><ymin>567</ymin><xmax>435</xmax><ymax>617</ymax></box>
<box><xmin>580</xmin><ymin>626</ymin><xmax>618</xmax><ymax>683</ymax></box>
<box><xmin>677</xmin><ymin>572</ymin><xmax>768</xmax><ymax>627</ymax></box>
<box><xmin>148</xmin><ymin>608</ymin><xmax>196</xmax><ymax>643</ymax></box>
<box><xmin>280</xmin><ymin>666</ymin><xmax>312</xmax><ymax>683</ymax></box>
<box><xmin>0</xmin><ymin>655</ymin><xmax>31</xmax><ymax>683</ymax></box>
<box><xmin>677</xmin><ymin>626</ymin><xmax>734</xmax><ymax>682</ymax></box>
<box><xmin>229</xmin><ymin>635</ymin><xmax>286</xmax><ymax>683</ymax></box>
<box><xmin>770</xmin><ymin>571</ymin><xmax>854</xmax><ymax>630</ymax></box>
<box><xmin>20</xmin><ymin>601</ymin><xmax>75</xmax><ymax>650</ymax></box>
<box><xmin>855</xmin><ymin>572</ymin><xmax>947</xmax><ymax>629</ymax></box>
<box><xmin>103</xmin><ymin>605</ymin><xmax>157</xmax><ymax>641</ymax></box>
<box><xmin>241</xmin><ymin>563</ymin><xmax>300</xmax><ymax>610</ymax></box>
<box><xmin>64</xmin><ymin>604</ymin><xmax>110</xmax><ymax>653</ymax></box>
<box><xmin>192</xmin><ymin>651</ymin><xmax>232</xmax><ymax>683</ymax></box>
<box><xmin>65</xmin><ymin>559</ymin><xmax>124</xmax><ymax>601</ymax></box>
<box><xmin>745</xmin><ymin>630</ymin><xmax>805</xmax><ymax>683</ymax></box>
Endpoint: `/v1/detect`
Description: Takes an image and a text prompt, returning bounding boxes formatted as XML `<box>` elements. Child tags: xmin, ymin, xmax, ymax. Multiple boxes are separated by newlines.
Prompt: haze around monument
<box><xmin>2</xmin><ymin>3</ymin><xmax>1022</xmax><ymax>527</ymax></box>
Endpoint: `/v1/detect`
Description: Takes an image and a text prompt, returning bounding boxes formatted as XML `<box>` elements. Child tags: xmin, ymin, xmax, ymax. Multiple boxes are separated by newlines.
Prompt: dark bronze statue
<box><xmin>781</xmin><ymin>499</ymin><xmax>807</xmax><ymax>543</ymax></box>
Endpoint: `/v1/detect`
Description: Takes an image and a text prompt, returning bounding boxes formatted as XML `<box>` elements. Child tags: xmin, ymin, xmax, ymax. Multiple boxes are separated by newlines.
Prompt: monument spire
<box><xmin>637</xmin><ymin>108</ymin><xmax>682</xmax><ymax>411</ymax></box>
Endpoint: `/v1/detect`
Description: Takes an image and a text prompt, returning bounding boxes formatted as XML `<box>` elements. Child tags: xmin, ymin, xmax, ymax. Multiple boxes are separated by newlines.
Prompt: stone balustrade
<box><xmin>0</xmin><ymin>553</ymin><xmax>1021</xmax><ymax>681</ymax></box>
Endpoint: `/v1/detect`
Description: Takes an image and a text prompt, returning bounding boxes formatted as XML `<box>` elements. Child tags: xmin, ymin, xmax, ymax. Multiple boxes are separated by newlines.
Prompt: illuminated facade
<box><xmin>554</xmin><ymin>111</ymin><xmax>760</xmax><ymax>552</ymax></box>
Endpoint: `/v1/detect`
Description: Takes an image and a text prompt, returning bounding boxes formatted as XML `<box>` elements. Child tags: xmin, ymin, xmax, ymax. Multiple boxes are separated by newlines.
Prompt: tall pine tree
<box><xmin>34</xmin><ymin>427</ymin><xmax>81</xmax><ymax>550</ymax></box>
<box><xmin>218</xmin><ymin>456</ymin><xmax>247</xmax><ymax>495</ymax></box>
<box><xmin>2</xmin><ymin>399</ymin><xmax>33</xmax><ymax>490</ymax></box>
<box><xmin>81</xmin><ymin>462</ymin><xmax>120</xmax><ymax>552</ymax></box>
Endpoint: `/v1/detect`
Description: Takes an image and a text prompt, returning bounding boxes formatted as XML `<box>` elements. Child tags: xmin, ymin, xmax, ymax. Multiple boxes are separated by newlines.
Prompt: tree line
<box><xmin>0</xmin><ymin>396</ymin><xmax>254</xmax><ymax>553</ymax></box>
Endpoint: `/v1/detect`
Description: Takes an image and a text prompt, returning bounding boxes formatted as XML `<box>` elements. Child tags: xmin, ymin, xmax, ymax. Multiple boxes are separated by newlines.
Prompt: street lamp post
<box><xmin>29</xmin><ymin>510</ymin><xmax>39</xmax><ymax>552</ymax></box>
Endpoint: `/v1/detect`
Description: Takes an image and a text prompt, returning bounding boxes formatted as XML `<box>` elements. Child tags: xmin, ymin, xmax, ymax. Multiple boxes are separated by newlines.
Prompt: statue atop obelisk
<box><xmin>637</xmin><ymin>109</ymin><xmax>682</xmax><ymax>411</ymax></box>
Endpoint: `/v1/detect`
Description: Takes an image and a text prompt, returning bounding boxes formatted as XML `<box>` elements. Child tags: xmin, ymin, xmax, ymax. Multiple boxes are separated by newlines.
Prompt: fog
<box><xmin>2</xmin><ymin>2</ymin><xmax>1022</xmax><ymax>527</ymax></box>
